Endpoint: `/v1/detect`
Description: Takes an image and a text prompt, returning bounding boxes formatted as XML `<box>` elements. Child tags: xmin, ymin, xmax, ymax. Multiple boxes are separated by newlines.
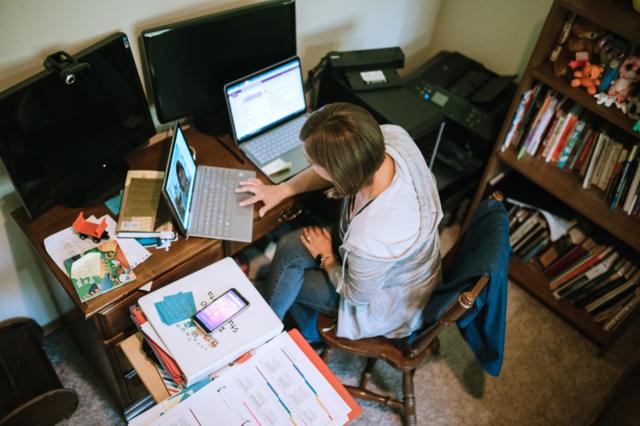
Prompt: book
<box><xmin>623</xmin><ymin>157</ymin><xmax>640</xmax><ymax>212</ymax></box>
<box><xmin>585</xmin><ymin>269</ymin><xmax>640</xmax><ymax>314</ymax></box>
<box><xmin>577</xmin><ymin>131</ymin><xmax>599</xmax><ymax>177</ymax></box>
<box><xmin>513</xmin><ymin>217</ymin><xmax>546</xmax><ymax>253</ymax></box>
<box><xmin>567</xmin><ymin>127</ymin><xmax>592</xmax><ymax>170</ymax></box>
<box><xmin>137</xmin><ymin>258</ymin><xmax>284</xmax><ymax>386</ymax></box>
<box><xmin>549</xmin><ymin>245</ymin><xmax>613</xmax><ymax>291</ymax></box>
<box><xmin>557</xmin><ymin>119</ymin><xmax>585</xmax><ymax>168</ymax></box>
<box><xmin>604</xmin><ymin>148</ymin><xmax>628</xmax><ymax>204</ymax></box>
<box><xmin>547</xmin><ymin>103</ymin><xmax>582</xmax><ymax>163</ymax></box>
<box><xmin>502</xmin><ymin>86</ymin><xmax>536</xmax><ymax>152</ymax></box>
<box><xmin>63</xmin><ymin>240</ymin><xmax>136</xmax><ymax>303</ymax></box>
<box><xmin>116</xmin><ymin>170</ymin><xmax>176</xmax><ymax>239</ymax></box>
<box><xmin>130</xmin><ymin>330</ymin><xmax>362</xmax><ymax>426</ymax></box>
<box><xmin>509</xmin><ymin>212</ymin><xmax>541</xmax><ymax>247</ymax></box>
<box><xmin>582</xmin><ymin>133</ymin><xmax>606</xmax><ymax>189</ymax></box>
<box><xmin>519</xmin><ymin>90</ymin><xmax>556</xmax><ymax>158</ymax></box>
<box><xmin>596</xmin><ymin>141</ymin><xmax>622</xmax><ymax>191</ymax></box>
<box><xmin>553</xmin><ymin>252</ymin><xmax>621</xmax><ymax>300</ymax></box>
<box><xmin>603</xmin><ymin>289</ymin><xmax>640</xmax><ymax>331</ymax></box>
<box><xmin>544</xmin><ymin>236</ymin><xmax>596</xmax><ymax>277</ymax></box>
<box><xmin>537</xmin><ymin>224</ymin><xmax>587</xmax><ymax>268</ymax></box>
<box><xmin>612</xmin><ymin>145</ymin><xmax>639</xmax><ymax>210</ymax></box>
<box><xmin>515</xmin><ymin>222</ymin><xmax>548</xmax><ymax>255</ymax></box>
<box><xmin>591</xmin><ymin>137</ymin><xmax>613</xmax><ymax>191</ymax></box>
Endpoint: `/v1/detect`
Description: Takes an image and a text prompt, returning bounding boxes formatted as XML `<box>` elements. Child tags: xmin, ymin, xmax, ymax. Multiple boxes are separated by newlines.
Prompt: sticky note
<box><xmin>262</xmin><ymin>158</ymin><xmax>292</xmax><ymax>176</ymax></box>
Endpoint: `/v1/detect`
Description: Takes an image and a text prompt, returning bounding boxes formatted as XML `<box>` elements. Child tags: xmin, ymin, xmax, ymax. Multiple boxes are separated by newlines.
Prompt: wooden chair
<box><xmin>317</xmin><ymin>193</ymin><xmax>509</xmax><ymax>425</ymax></box>
<box><xmin>0</xmin><ymin>317</ymin><xmax>78</xmax><ymax>426</ymax></box>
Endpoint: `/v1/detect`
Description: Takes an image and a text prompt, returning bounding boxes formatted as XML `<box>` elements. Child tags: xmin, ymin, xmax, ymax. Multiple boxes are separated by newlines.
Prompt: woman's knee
<box><xmin>274</xmin><ymin>229</ymin><xmax>306</xmax><ymax>257</ymax></box>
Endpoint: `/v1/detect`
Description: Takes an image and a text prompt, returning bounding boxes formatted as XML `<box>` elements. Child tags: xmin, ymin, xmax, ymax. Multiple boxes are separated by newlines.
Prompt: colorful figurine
<box><xmin>571</xmin><ymin>63</ymin><xmax>603</xmax><ymax>95</ymax></box>
<box><xmin>72</xmin><ymin>212</ymin><xmax>109</xmax><ymax>243</ymax></box>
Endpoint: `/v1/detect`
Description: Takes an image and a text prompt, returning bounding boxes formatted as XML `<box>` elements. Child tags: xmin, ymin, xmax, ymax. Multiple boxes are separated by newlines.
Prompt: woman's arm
<box><xmin>236</xmin><ymin>167</ymin><xmax>331</xmax><ymax>217</ymax></box>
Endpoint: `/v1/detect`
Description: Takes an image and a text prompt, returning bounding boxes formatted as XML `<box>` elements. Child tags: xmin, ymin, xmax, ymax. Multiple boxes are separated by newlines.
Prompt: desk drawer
<box><xmin>96</xmin><ymin>242</ymin><xmax>223</xmax><ymax>340</ymax></box>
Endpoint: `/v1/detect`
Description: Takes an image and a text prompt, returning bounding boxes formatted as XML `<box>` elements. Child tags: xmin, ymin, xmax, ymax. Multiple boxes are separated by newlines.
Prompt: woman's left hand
<box><xmin>300</xmin><ymin>227</ymin><xmax>334</xmax><ymax>262</ymax></box>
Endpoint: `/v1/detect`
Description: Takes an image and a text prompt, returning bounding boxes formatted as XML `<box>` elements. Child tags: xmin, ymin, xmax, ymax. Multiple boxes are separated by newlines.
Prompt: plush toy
<box><xmin>552</xmin><ymin>17</ymin><xmax>606</xmax><ymax>76</ymax></box>
<box><xmin>571</xmin><ymin>63</ymin><xmax>603</xmax><ymax>95</ymax></box>
<box><xmin>602</xmin><ymin>56</ymin><xmax>640</xmax><ymax>112</ymax></box>
<box><xmin>626</xmin><ymin>80</ymin><xmax>640</xmax><ymax>120</ymax></box>
<box><xmin>596</xmin><ymin>37</ymin><xmax>631</xmax><ymax>92</ymax></box>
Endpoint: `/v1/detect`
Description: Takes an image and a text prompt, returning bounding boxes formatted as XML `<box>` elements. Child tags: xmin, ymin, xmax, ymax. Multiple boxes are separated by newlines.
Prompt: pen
<box><xmin>216</xmin><ymin>137</ymin><xmax>246</xmax><ymax>164</ymax></box>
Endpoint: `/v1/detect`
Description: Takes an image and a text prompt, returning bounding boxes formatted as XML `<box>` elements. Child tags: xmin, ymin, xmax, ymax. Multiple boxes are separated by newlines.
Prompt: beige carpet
<box><xmin>44</xmin><ymin>224</ymin><xmax>640</xmax><ymax>425</ymax></box>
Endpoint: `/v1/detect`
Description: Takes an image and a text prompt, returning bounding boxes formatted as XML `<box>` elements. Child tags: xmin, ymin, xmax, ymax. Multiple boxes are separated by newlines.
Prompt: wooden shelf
<box><xmin>531</xmin><ymin>63</ymin><xmax>639</xmax><ymax>139</ymax></box>
<box><xmin>466</xmin><ymin>0</ymin><xmax>640</xmax><ymax>351</ymax></box>
<box><xmin>558</xmin><ymin>0</ymin><xmax>640</xmax><ymax>45</ymax></box>
<box><xmin>499</xmin><ymin>147</ymin><xmax>640</xmax><ymax>252</ymax></box>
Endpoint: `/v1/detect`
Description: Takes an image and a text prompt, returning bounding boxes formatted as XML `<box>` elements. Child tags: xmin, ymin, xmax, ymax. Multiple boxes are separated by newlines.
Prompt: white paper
<box><xmin>360</xmin><ymin>70</ymin><xmax>386</xmax><ymax>84</ymax></box>
<box><xmin>505</xmin><ymin>198</ymin><xmax>575</xmax><ymax>242</ymax></box>
<box><xmin>44</xmin><ymin>214</ymin><xmax>151</xmax><ymax>275</ymax></box>
<box><xmin>130</xmin><ymin>332</ymin><xmax>350</xmax><ymax>426</ymax></box>
<box><xmin>141</xmin><ymin>322</ymin><xmax>173</xmax><ymax>356</ymax></box>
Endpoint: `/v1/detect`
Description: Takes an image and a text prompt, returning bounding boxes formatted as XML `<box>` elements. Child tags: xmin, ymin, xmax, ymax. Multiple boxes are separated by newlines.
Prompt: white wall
<box><xmin>0</xmin><ymin>0</ymin><xmax>441</xmax><ymax>325</ymax></box>
<box><xmin>425</xmin><ymin>0</ymin><xmax>553</xmax><ymax>77</ymax></box>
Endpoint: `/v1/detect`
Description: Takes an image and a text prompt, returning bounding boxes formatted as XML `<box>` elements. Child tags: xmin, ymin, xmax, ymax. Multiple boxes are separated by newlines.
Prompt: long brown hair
<box><xmin>301</xmin><ymin>103</ymin><xmax>384</xmax><ymax>198</ymax></box>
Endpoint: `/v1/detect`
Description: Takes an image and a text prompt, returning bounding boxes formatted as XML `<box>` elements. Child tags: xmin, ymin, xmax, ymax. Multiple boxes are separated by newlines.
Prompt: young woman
<box><xmin>236</xmin><ymin>103</ymin><xmax>443</xmax><ymax>342</ymax></box>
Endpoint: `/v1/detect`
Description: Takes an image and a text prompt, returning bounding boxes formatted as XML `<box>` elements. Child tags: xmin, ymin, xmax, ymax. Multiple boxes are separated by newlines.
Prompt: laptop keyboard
<box><xmin>242</xmin><ymin>115</ymin><xmax>307</xmax><ymax>164</ymax></box>
<box><xmin>190</xmin><ymin>167</ymin><xmax>245</xmax><ymax>238</ymax></box>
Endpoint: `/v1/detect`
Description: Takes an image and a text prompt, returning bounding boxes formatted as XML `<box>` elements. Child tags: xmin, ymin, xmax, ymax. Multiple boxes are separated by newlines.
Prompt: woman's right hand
<box><xmin>235</xmin><ymin>178</ymin><xmax>292</xmax><ymax>218</ymax></box>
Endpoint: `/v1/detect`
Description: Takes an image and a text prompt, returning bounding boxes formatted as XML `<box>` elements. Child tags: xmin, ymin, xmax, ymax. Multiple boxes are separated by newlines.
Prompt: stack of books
<box><xmin>508</xmin><ymin>204</ymin><xmax>640</xmax><ymax>332</ymax></box>
<box><xmin>501</xmin><ymin>83</ymin><xmax>640</xmax><ymax>215</ymax></box>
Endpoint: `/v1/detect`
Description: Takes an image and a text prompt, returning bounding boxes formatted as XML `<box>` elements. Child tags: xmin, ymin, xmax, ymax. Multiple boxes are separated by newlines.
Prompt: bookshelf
<box><xmin>465</xmin><ymin>0</ymin><xmax>640</xmax><ymax>350</ymax></box>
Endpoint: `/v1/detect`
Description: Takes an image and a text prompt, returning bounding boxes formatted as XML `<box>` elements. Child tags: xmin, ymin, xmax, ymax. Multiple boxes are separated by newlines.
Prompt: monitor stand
<box><xmin>58</xmin><ymin>161</ymin><xmax>127</xmax><ymax>208</ymax></box>
<box><xmin>193</xmin><ymin>108</ymin><xmax>231</xmax><ymax>136</ymax></box>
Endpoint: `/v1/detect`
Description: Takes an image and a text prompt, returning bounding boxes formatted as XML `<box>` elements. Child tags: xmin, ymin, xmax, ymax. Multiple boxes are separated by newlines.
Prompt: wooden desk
<box><xmin>12</xmin><ymin>127</ymin><xmax>297</xmax><ymax>416</ymax></box>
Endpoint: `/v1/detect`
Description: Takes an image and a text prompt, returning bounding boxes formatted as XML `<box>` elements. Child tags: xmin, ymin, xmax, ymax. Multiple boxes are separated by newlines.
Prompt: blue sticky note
<box><xmin>105</xmin><ymin>190</ymin><xmax>123</xmax><ymax>215</ymax></box>
<box><xmin>154</xmin><ymin>292</ymin><xmax>197</xmax><ymax>325</ymax></box>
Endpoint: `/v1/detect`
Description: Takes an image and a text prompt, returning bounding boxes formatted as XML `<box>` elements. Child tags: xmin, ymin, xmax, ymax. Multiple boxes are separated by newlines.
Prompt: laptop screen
<box><xmin>164</xmin><ymin>125</ymin><xmax>197</xmax><ymax>232</ymax></box>
<box><xmin>225</xmin><ymin>57</ymin><xmax>306</xmax><ymax>143</ymax></box>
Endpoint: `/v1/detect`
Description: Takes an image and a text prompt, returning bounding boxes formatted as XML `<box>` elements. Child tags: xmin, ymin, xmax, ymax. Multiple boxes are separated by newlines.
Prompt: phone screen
<box><xmin>193</xmin><ymin>288</ymin><xmax>248</xmax><ymax>333</ymax></box>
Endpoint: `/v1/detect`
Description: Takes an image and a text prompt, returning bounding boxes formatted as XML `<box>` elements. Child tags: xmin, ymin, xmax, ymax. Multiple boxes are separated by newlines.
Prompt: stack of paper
<box><xmin>130</xmin><ymin>330</ymin><xmax>361</xmax><ymax>426</ymax></box>
<box><xmin>44</xmin><ymin>214</ymin><xmax>151</xmax><ymax>276</ymax></box>
<box><xmin>137</xmin><ymin>258</ymin><xmax>284</xmax><ymax>386</ymax></box>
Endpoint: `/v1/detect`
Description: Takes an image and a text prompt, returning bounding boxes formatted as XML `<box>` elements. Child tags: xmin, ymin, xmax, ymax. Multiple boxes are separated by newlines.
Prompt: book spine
<box><xmin>567</xmin><ymin>126</ymin><xmax>591</xmax><ymax>171</ymax></box>
<box><xmin>623</xmin><ymin>156</ymin><xmax>640</xmax><ymax>212</ymax></box>
<box><xmin>592</xmin><ymin>137</ymin><xmax>613</xmax><ymax>191</ymax></box>
<box><xmin>597</xmin><ymin>142</ymin><xmax>622</xmax><ymax>191</ymax></box>
<box><xmin>603</xmin><ymin>291</ymin><xmax>640</xmax><ymax>332</ymax></box>
<box><xmin>509</xmin><ymin>213</ymin><xmax>540</xmax><ymax>247</ymax></box>
<box><xmin>610</xmin><ymin>150</ymin><xmax>635</xmax><ymax>209</ymax></box>
<box><xmin>557</xmin><ymin>120</ymin><xmax>585</xmax><ymax>168</ymax></box>
<box><xmin>582</xmin><ymin>134</ymin><xmax>606</xmax><ymax>189</ymax></box>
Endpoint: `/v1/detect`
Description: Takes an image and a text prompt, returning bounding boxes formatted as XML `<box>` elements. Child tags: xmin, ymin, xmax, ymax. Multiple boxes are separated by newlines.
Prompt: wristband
<box><xmin>315</xmin><ymin>254</ymin><xmax>332</xmax><ymax>269</ymax></box>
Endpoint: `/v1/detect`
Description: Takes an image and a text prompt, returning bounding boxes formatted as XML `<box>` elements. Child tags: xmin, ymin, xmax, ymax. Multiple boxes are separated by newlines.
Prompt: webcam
<box><xmin>43</xmin><ymin>51</ymin><xmax>91</xmax><ymax>85</ymax></box>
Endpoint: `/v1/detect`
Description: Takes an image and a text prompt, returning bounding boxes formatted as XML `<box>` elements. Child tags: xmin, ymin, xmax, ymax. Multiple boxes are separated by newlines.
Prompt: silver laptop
<box><xmin>162</xmin><ymin>124</ymin><xmax>255</xmax><ymax>242</ymax></box>
<box><xmin>224</xmin><ymin>56</ymin><xmax>310</xmax><ymax>183</ymax></box>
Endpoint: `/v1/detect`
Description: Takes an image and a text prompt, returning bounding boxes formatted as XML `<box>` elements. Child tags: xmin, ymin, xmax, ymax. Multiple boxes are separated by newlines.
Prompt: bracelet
<box><xmin>315</xmin><ymin>254</ymin><xmax>333</xmax><ymax>269</ymax></box>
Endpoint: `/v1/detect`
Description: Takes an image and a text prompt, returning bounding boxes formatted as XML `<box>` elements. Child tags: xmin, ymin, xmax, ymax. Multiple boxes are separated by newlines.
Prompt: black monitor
<box><xmin>0</xmin><ymin>33</ymin><xmax>155</xmax><ymax>219</ymax></box>
<box><xmin>141</xmin><ymin>0</ymin><xmax>296</xmax><ymax>132</ymax></box>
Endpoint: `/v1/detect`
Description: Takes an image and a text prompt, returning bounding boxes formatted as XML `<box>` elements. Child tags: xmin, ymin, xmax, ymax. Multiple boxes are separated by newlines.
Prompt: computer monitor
<box><xmin>0</xmin><ymin>33</ymin><xmax>155</xmax><ymax>219</ymax></box>
<box><xmin>141</xmin><ymin>0</ymin><xmax>296</xmax><ymax>132</ymax></box>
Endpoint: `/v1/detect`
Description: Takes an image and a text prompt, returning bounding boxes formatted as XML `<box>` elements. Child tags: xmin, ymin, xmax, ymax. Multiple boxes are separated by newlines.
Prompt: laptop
<box><xmin>224</xmin><ymin>56</ymin><xmax>310</xmax><ymax>183</ymax></box>
<box><xmin>162</xmin><ymin>124</ymin><xmax>255</xmax><ymax>242</ymax></box>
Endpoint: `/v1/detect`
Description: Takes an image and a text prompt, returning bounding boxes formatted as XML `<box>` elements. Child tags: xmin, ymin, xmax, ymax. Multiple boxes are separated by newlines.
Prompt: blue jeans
<box><xmin>258</xmin><ymin>227</ymin><xmax>340</xmax><ymax>343</ymax></box>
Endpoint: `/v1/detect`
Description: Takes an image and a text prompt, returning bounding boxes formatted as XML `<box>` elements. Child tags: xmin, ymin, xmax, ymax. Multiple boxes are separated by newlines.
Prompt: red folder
<box><xmin>288</xmin><ymin>329</ymin><xmax>363</xmax><ymax>422</ymax></box>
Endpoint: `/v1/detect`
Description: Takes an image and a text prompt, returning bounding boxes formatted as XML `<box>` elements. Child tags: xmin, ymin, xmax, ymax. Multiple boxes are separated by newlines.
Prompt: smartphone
<box><xmin>192</xmin><ymin>288</ymin><xmax>249</xmax><ymax>334</ymax></box>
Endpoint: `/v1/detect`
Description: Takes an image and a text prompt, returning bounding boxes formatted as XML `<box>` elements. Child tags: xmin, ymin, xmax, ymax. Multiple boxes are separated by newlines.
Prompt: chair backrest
<box><xmin>402</xmin><ymin>197</ymin><xmax>510</xmax><ymax>360</ymax></box>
